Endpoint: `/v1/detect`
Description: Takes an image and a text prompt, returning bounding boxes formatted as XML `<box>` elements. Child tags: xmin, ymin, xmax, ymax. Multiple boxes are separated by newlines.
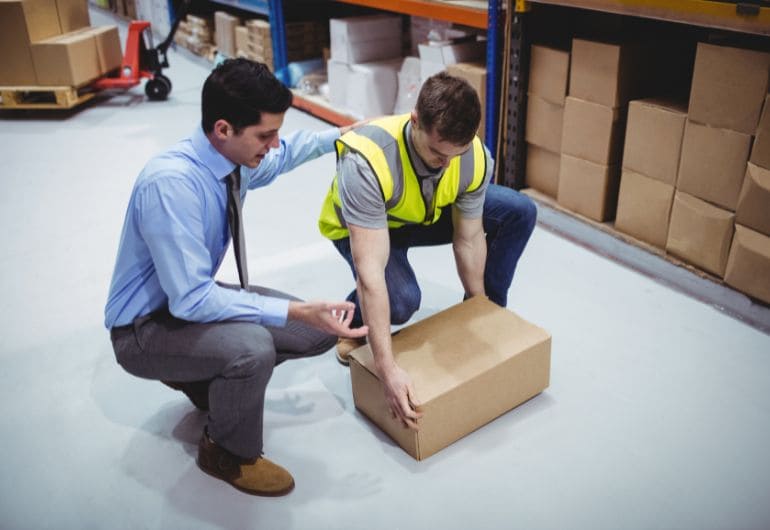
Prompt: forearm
<box><xmin>453</xmin><ymin>233</ymin><xmax>487</xmax><ymax>297</ymax></box>
<box><xmin>356</xmin><ymin>272</ymin><xmax>396</xmax><ymax>374</ymax></box>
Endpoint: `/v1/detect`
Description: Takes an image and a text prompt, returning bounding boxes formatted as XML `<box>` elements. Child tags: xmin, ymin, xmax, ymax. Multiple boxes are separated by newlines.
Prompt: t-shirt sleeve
<box><xmin>453</xmin><ymin>144</ymin><xmax>495</xmax><ymax>219</ymax></box>
<box><xmin>337</xmin><ymin>151</ymin><xmax>388</xmax><ymax>229</ymax></box>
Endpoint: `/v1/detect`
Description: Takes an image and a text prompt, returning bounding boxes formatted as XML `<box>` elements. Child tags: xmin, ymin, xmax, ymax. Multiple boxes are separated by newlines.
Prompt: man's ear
<box><xmin>212</xmin><ymin>119</ymin><xmax>232</xmax><ymax>140</ymax></box>
<box><xmin>410</xmin><ymin>111</ymin><xmax>418</xmax><ymax>128</ymax></box>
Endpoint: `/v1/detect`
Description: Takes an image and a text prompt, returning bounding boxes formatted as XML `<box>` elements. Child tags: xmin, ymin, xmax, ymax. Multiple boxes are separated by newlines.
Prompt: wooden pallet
<box><xmin>0</xmin><ymin>84</ymin><xmax>95</xmax><ymax>109</ymax></box>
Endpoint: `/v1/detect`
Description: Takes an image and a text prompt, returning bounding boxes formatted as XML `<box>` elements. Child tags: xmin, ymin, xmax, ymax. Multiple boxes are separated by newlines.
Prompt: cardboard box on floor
<box><xmin>736</xmin><ymin>163</ymin><xmax>770</xmax><ymax>238</ymax></box>
<box><xmin>751</xmin><ymin>95</ymin><xmax>770</xmax><ymax>170</ymax></box>
<box><xmin>0</xmin><ymin>0</ymin><xmax>61</xmax><ymax>85</ymax></box>
<box><xmin>615</xmin><ymin>169</ymin><xmax>675</xmax><ymax>249</ymax></box>
<box><xmin>528</xmin><ymin>44</ymin><xmax>569</xmax><ymax>105</ymax></box>
<box><xmin>725</xmin><ymin>225</ymin><xmax>770</xmax><ymax>305</ymax></box>
<box><xmin>622</xmin><ymin>99</ymin><xmax>687</xmax><ymax>186</ymax></box>
<box><xmin>557</xmin><ymin>154</ymin><xmax>620</xmax><ymax>222</ymax></box>
<box><xmin>349</xmin><ymin>296</ymin><xmax>551</xmax><ymax>461</ymax></box>
<box><xmin>688</xmin><ymin>42</ymin><xmax>770</xmax><ymax>136</ymax></box>
<box><xmin>526</xmin><ymin>144</ymin><xmax>560</xmax><ymax>198</ymax></box>
<box><xmin>76</xmin><ymin>25</ymin><xmax>122</xmax><ymax>74</ymax></box>
<box><xmin>677</xmin><ymin>120</ymin><xmax>752</xmax><ymax>211</ymax></box>
<box><xmin>666</xmin><ymin>191</ymin><xmax>735</xmax><ymax>277</ymax></box>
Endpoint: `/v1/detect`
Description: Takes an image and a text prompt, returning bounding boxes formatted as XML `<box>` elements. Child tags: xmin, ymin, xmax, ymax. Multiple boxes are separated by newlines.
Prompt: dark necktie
<box><xmin>226</xmin><ymin>166</ymin><xmax>249</xmax><ymax>289</ymax></box>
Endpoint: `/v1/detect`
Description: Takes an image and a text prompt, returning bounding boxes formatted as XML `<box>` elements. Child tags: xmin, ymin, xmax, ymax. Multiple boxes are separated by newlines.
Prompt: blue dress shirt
<box><xmin>104</xmin><ymin>125</ymin><xmax>339</xmax><ymax>329</ymax></box>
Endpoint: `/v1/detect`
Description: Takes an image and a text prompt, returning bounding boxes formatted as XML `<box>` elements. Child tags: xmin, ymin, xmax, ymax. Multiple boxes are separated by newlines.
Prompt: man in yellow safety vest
<box><xmin>318</xmin><ymin>72</ymin><xmax>537</xmax><ymax>429</ymax></box>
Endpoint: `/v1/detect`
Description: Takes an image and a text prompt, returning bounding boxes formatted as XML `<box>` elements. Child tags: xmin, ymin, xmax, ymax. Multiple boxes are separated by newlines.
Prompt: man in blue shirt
<box><xmin>105</xmin><ymin>59</ymin><xmax>367</xmax><ymax>497</ymax></box>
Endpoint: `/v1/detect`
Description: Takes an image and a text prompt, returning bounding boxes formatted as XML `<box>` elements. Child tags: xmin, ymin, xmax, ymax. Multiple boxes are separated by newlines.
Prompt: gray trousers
<box><xmin>110</xmin><ymin>283</ymin><xmax>336</xmax><ymax>459</ymax></box>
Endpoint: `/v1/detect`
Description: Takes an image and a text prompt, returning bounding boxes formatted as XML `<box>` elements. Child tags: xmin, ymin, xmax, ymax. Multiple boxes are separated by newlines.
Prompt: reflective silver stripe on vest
<box><xmin>355</xmin><ymin>124</ymin><xmax>405</xmax><ymax>209</ymax></box>
<box><xmin>458</xmin><ymin>147</ymin><xmax>476</xmax><ymax>193</ymax></box>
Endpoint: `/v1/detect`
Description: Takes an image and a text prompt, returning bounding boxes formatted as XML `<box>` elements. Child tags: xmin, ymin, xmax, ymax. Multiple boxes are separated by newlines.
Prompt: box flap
<box><xmin>350</xmin><ymin>297</ymin><xmax>551</xmax><ymax>403</ymax></box>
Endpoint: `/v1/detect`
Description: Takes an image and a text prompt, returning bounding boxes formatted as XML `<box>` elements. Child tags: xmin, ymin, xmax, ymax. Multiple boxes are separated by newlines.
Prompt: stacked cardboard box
<box><xmin>328</xmin><ymin>15</ymin><xmax>404</xmax><ymax>119</ymax></box>
<box><xmin>615</xmin><ymin>99</ymin><xmax>687</xmax><ymax>248</ymax></box>
<box><xmin>557</xmin><ymin>38</ymin><xmax>648</xmax><ymax>222</ymax></box>
<box><xmin>667</xmin><ymin>43</ymin><xmax>770</xmax><ymax>280</ymax></box>
<box><xmin>174</xmin><ymin>14</ymin><xmax>213</xmax><ymax>58</ymax></box>
<box><xmin>0</xmin><ymin>0</ymin><xmax>121</xmax><ymax>87</ymax></box>
<box><xmin>524</xmin><ymin>44</ymin><xmax>569</xmax><ymax>198</ymax></box>
<box><xmin>214</xmin><ymin>11</ymin><xmax>240</xmax><ymax>59</ymax></box>
<box><xmin>725</xmin><ymin>96</ymin><xmax>770</xmax><ymax>303</ymax></box>
<box><xmin>241</xmin><ymin>19</ymin><xmax>273</xmax><ymax>67</ymax></box>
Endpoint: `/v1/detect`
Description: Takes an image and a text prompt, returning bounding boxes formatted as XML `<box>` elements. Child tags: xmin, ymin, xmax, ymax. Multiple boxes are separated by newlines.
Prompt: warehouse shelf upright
<box><xmin>503</xmin><ymin>0</ymin><xmax>770</xmax><ymax>332</ymax></box>
<box><xmin>289</xmin><ymin>0</ymin><xmax>505</xmax><ymax>154</ymax></box>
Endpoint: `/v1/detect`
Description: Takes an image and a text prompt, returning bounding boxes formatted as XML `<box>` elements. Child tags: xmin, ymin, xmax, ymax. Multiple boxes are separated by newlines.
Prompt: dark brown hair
<box><xmin>415</xmin><ymin>71</ymin><xmax>481</xmax><ymax>145</ymax></box>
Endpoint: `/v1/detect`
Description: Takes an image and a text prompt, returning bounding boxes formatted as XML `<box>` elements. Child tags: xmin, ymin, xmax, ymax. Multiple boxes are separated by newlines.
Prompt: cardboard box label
<box><xmin>350</xmin><ymin>297</ymin><xmax>551</xmax><ymax>461</ymax></box>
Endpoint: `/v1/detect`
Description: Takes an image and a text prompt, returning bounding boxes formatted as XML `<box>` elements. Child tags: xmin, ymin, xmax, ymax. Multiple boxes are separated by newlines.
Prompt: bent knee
<box><xmin>222</xmin><ymin>325</ymin><xmax>276</xmax><ymax>377</ymax></box>
<box><xmin>390</xmin><ymin>291</ymin><xmax>420</xmax><ymax>325</ymax></box>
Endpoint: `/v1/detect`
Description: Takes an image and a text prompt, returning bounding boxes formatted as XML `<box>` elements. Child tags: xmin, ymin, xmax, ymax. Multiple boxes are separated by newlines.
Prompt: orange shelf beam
<box><xmin>335</xmin><ymin>0</ymin><xmax>489</xmax><ymax>29</ymax></box>
<box><xmin>291</xmin><ymin>91</ymin><xmax>357</xmax><ymax>127</ymax></box>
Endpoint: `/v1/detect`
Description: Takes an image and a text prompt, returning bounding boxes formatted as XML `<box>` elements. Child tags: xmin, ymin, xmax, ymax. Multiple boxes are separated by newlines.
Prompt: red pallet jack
<box><xmin>93</xmin><ymin>0</ymin><xmax>192</xmax><ymax>101</ymax></box>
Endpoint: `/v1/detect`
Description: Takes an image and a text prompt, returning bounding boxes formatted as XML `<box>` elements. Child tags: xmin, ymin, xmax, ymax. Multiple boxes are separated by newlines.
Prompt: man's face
<box><xmin>220</xmin><ymin>111</ymin><xmax>284</xmax><ymax>168</ymax></box>
<box><xmin>411</xmin><ymin>116</ymin><xmax>471</xmax><ymax>170</ymax></box>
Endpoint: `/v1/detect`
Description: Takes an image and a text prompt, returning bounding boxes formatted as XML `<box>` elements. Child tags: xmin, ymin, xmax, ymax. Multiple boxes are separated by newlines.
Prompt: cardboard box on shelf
<box><xmin>31</xmin><ymin>29</ymin><xmax>99</xmax><ymax>86</ymax></box>
<box><xmin>666</xmin><ymin>191</ymin><xmax>735</xmax><ymax>277</ymax></box>
<box><xmin>736</xmin><ymin>163</ymin><xmax>770</xmax><ymax>238</ymax></box>
<box><xmin>615</xmin><ymin>169</ymin><xmax>675</xmax><ymax>249</ymax></box>
<box><xmin>418</xmin><ymin>39</ymin><xmax>485</xmax><ymax>81</ymax></box>
<box><xmin>526</xmin><ymin>144</ymin><xmax>560</xmax><ymax>198</ymax></box>
<box><xmin>214</xmin><ymin>11</ymin><xmax>239</xmax><ymax>58</ymax></box>
<box><xmin>328</xmin><ymin>58</ymin><xmax>402</xmax><ymax>119</ymax></box>
<box><xmin>0</xmin><ymin>0</ymin><xmax>62</xmax><ymax>85</ymax></box>
<box><xmin>688</xmin><ymin>42</ymin><xmax>770</xmax><ymax>135</ymax></box>
<box><xmin>235</xmin><ymin>25</ymin><xmax>249</xmax><ymax>55</ymax></box>
<box><xmin>528</xmin><ymin>44</ymin><xmax>569</xmax><ymax>105</ymax></box>
<box><xmin>330</xmin><ymin>15</ymin><xmax>402</xmax><ymax>64</ymax></box>
<box><xmin>725</xmin><ymin>225</ymin><xmax>770</xmax><ymax>305</ymax></box>
<box><xmin>55</xmin><ymin>0</ymin><xmax>88</xmax><ymax>33</ymax></box>
<box><xmin>349</xmin><ymin>296</ymin><xmax>551</xmax><ymax>461</ymax></box>
<box><xmin>76</xmin><ymin>25</ymin><xmax>122</xmax><ymax>74</ymax></box>
<box><xmin>557</xmin><ymin>153</ymin><xmax>620</xmax><ymax>222</ymax></box>
<box><xmin>561</xmin><ymin>96</ymin><xmax>625</xmax><ymax>166</ymax></box>
<box><xmin>677</xmin><ymin>120</ymin><xmax>752</xmax><ymax>211</ymax></box>
<box><xmin>569</xmin><ymin>38</ymin><xmax>644</xmax><ymax>108</ymax></box>
<box><xmin>525</xmin><ymin>95</ymin><xmax>563</xmax><ymax>153</ymax></box>
<box><xmin>446</xmin><ymin>62</ymin><xmax>486</xmax><ymax>141</ymax></box>
<box><xmin>622</xmin><ymin>98</ymin><xmax>687</xmax><ymax>186</ymax></box>
<box><xmin>751</xmin><ymin>95</ymin><xmax>770</xmax><ymax>170</ymax></box>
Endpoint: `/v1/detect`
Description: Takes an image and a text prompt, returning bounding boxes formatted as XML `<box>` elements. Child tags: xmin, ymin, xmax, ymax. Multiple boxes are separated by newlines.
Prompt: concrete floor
<box><xmin>1</xmin><ymin>9</ymin><xmax>769</xmax><ymax>530</ymax></box>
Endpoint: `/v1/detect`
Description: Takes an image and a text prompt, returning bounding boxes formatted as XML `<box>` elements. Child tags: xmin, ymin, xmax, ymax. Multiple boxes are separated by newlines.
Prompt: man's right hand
<box><xmin>288</xmin><ymin>300</ymin><xmax>368</xmax><ymax>338</ymax></box>
<box><xmin>379</xmin><ymin>363</ymin><xmax>423</xmax><ymax>430</ymax></box>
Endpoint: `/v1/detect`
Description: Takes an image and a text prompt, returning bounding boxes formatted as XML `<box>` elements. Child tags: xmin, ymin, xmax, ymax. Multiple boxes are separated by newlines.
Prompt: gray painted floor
<box><xmin>1</xmin><ymin>9</ymin><xmax>769</xmax><ymax>530</ymax></box>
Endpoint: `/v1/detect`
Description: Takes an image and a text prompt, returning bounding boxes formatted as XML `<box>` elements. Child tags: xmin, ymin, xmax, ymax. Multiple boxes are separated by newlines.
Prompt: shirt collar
<box><xmin>404</xmin><ymin>121</ymin><xmax>441</xmax><ymax>179</ymax></box>
<box><xmin>191</xmin><ymin>124</ymin><xmax>238</xmax><ymax>181</ymax></box>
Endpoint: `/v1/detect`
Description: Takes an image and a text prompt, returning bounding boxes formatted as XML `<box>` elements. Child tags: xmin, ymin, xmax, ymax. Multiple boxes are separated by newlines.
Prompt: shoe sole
<box><xmin>196</xmin><ymin>457</ymin><xmax>295</xmax><ymax>497</ymax></box>
<box><xmin>335</xmin><ymin>351</ymin><xmax>351</xmax><ymax>366</ymax></box>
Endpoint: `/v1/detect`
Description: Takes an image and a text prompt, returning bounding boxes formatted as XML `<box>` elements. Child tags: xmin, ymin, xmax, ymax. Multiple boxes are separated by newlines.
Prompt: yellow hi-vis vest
<box><xmin>318</xmin><ymin>114</ymin><xmax>487</xmax><ymax>240</ymax></box>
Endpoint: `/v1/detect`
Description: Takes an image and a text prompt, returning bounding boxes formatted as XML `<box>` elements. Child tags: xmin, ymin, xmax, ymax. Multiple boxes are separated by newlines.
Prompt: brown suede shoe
<box><xmin>161</xmin><ymin>380</ymin><xmax>210</xmax><ymax>411</ymax></box>
<box><xmin>335</xmin><ymin>337</ymin><xmax>366</xmax><ymax>366</ymax></box>
<box><xmin>196</xmin><ymin>430</ymin><xmax>294</xmax><ymax>497</ymax></box>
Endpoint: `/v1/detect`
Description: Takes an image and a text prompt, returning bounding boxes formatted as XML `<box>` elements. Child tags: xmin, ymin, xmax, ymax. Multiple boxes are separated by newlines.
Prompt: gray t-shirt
<box><xmin>338</xmin><ymin>122</ymin><xmax>494</xmax><ymax>230</ymax></box>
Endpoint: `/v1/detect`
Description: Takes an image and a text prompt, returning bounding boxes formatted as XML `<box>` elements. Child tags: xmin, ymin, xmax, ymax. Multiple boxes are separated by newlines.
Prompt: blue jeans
<box><xmin>332</xmin><ymin>184</ymin><xmax>537</xmax><ymax>326</ymax></box>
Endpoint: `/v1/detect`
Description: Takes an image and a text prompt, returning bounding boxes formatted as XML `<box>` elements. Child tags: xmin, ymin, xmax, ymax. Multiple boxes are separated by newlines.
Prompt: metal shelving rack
<box><xmin>502</xmin><ymin>0</ymin><xmax>770</xmax><ymax>332</ymax></box>
<box><xmin>290</xmin><ymin>0</ymin><xmax>504</xmax><ymax>153</ymax></box>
